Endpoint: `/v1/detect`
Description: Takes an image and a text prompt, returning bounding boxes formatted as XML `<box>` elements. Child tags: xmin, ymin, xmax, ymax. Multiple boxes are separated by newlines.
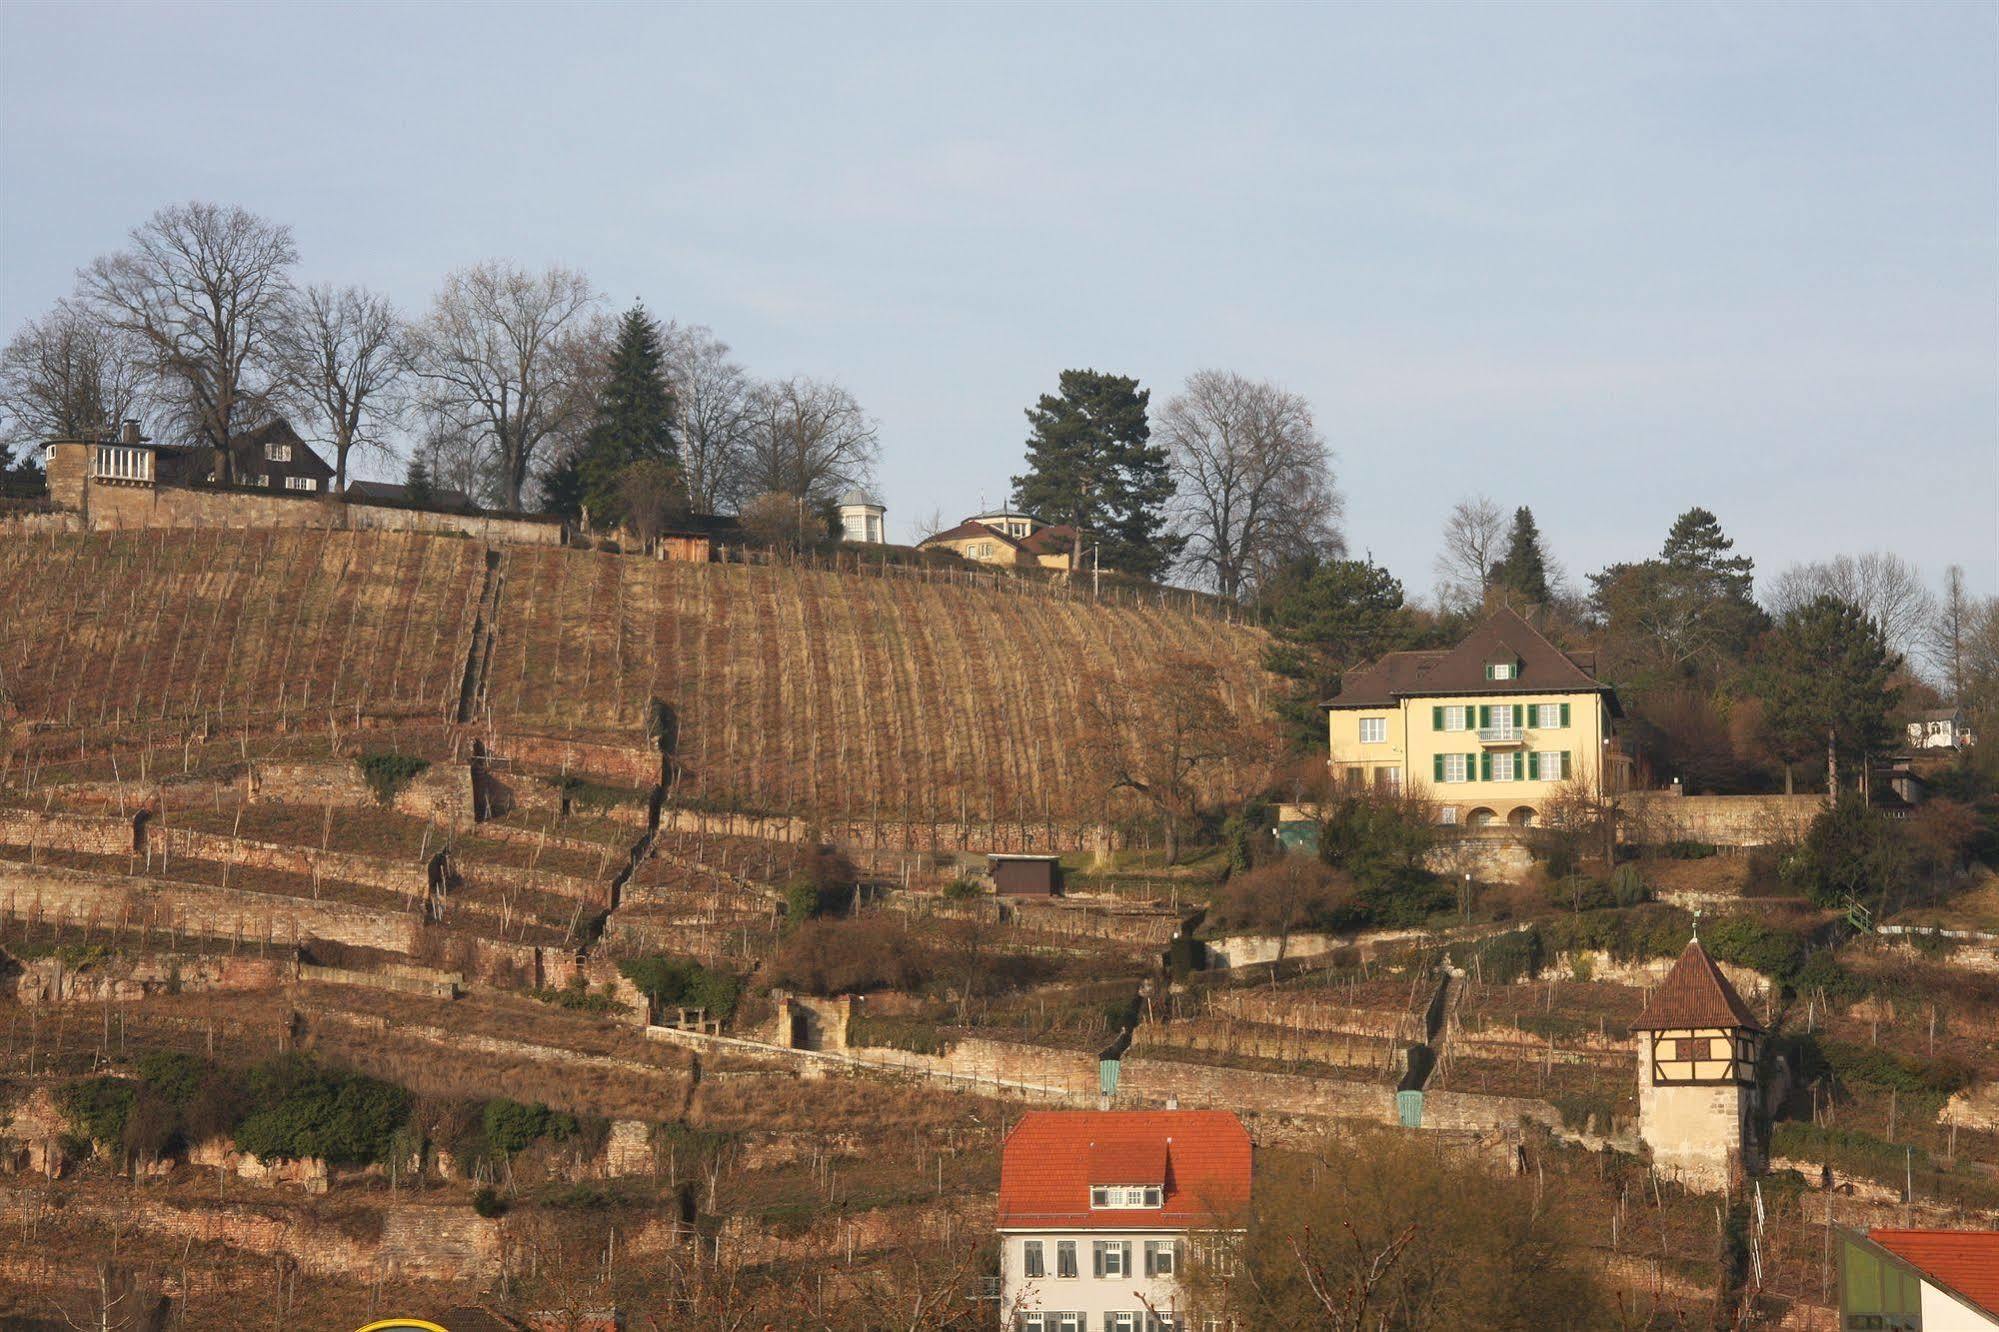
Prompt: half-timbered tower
<box><xmin>1630</xmin><ymin>936</ymin><xmax>1764</xmax><ymax>1189</ymax></box>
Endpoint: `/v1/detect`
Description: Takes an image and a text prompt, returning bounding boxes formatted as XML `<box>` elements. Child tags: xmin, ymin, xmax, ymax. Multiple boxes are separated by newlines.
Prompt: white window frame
<box><xmin>1377</xmin><ymin>766</ymin><xmax>1402</xmax><ymax>792</ymax></box>
<box><xmin>1056</xmin><ymin>1240</ymin><xmax>1078</xmax><ymax>1279</ymax></box>
<box><xmin>1358</xmin><ymin>717</ymin><xmax>1387</xmax><ymax>744</ymax></box>
<box><xmin>1535</xmin><ymin>751</ymin><xmax>1563</xmax><ymax>781</ymax></box>
<box><xmin>1442</xmin><ymin>754</ymin><xmax>1468</xmax><ymax>784</ymax></box>
<box><xmin>283</xmin><ymin>475</ymin><xmax>317</xmax><ymax>492</ymax></box>
<box><xmin>1491</xmin><ymin>752</ymin><xmax>1516</xmax><ymax>782</ymax></box>
<box><xmin>1094</xmin><ymin>1239</ymin><xmax>1133</xmax><ymax>1278</ymax></box>
<box><xmin>1144</xmin><ymin>1238</ymin><xmax>1179</xmax><ymax>1276</ymax></box>
<box><xmin>1442</xmin><ymin>705</ymin><xmax>1468</xmax><ymax>731</ymax></box>
<box><xmin>264</xmin><ymin>442</ymin><xmax>293</xmax><ymax>462</ymax></box>
<box><xmin>1535</xmin><ymin>703</ymin><xmax>1563</xmax><ymax>728</ymax></box>
<box><xmin>1440</xmin><ymin>806</ymin><xmax>1460</xmax><ymax>825</ymax></box>
<box><xmin>1107</xmin><ymin>1315</ymin><xmax>1140</xmax><ymax>1332</ymax></box>
<box><xmin>1091</xmin><ymin>1185</ymin><xmax>1161</xmax><ymax>1209</ymax></box>
<box><xmin>1490</xmin><ymin>662</ymin><xmax>1515</xmax><ymax>680</ymax></box>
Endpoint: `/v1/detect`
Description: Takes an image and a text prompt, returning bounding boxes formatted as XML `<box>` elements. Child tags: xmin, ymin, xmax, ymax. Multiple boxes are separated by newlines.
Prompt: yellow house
<box><xmin>1324</xmin><ymin>607</ymin><xmax>1625</xmax><ymax>827</ymax></box>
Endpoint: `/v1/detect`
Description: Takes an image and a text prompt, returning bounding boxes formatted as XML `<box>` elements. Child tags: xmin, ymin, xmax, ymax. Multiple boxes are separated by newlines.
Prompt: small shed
<box><xmin>989</xmin><ymin>853</ymin><xmax>1062</xmax><ymax>896</ymax></box>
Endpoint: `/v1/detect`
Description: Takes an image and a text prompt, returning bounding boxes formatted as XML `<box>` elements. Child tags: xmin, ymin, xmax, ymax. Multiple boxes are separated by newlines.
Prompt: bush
<box><xmin>233</xmin><ymin>1054</ymin><xmax>411</xmax><ymax>1165</ymax></box>
<box><xmin>846</xmin><ymin>1014</ymin><xmax>947</xmax><ymax>1055</ymax></box>
<box><xmin>1607</xmin><ymin>863</ymin><xmax>1647</xmax><ymax>907</ymax></box>
<box><xmin>59</xmin><ymin>1077</ymin><xmax>136</xmax><ymax>1153</ymax></box>
<box><xmin>765</xmin><ymin>917</ymin><xmax>931</xmax><ymax>995</ymax></box>
<box><xmin>1702</xmin><ymin>915</ymin><xmax>1806</xmax><ymax>984</ymax></box>
<box><xmin>781</xmin><ymin>846</ymin><xmax>860</xmax><ymax>925</ymax></box>
<box><xmin>357</xmin><ymin>752</ymin><xmax>429</xmax><ymax>806</ymax></box>
<box><xmin>1548</xmin><ymin>874</ymin><xmax>1611</xmax><ymax>913</ymax></box>
<box><xmin>1320</xmin><ymin>795</ymin><xmax>1434</xmax><ymax>885</ymax></box>
<box><xmin>1448</xmin><ymin>928</ymin><xmax>1544</xmax><ymax>985</ymax></box>
<box><xmin>481</xmin><ymin>1098</ymin><xmax>577</xmax><ymax>1156</ymax></box>
<box><xmin>618</xmin><ymin>955</ymin><xmax>740</xmax><ymax>1019</ymax></box>
<box><xmin>471</xmin><ymin>1185</ymin><xmax>508</xmax><ymax>1218</ymax></box>
<box><xmin>941</xmin><ymin>878</ymin><xmax>983</xmax><ymax>901</ymax></box>
<box><xmin>529</xmin><ymin>976</ymin><xmax>624</xmax><ymax>1014</ymax></box>
<box><xmin>1657</xmin><ymin>840</ymin><xmax>1718</xmax><ymax>860</ymax></box>
<box><xmin>1783</xmin><ymin>797</ymin><xmax>1913</xmax><ymax>909</ymax></box>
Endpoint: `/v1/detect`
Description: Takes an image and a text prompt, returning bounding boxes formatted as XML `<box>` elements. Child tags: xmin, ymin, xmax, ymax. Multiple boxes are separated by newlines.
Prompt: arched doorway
<box><xmin>1508</xmin><ymin>806</ymin><xmax>1538</xmax><ymax>828</ymax></box>
<box><xmin>1465</xmin><ymin>807</ymin><xmax>1498</xmax><ymax>828</ymax></box>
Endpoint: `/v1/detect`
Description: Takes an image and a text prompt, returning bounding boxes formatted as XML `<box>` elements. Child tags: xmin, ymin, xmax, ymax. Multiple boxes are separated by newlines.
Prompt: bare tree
<box><xmin>78</xmin><ymin>201</ymin><xmax>298</xmax><ymax>475</ymax></box>
<box><xmin>739</xmin><ymin>375</ymin><xmax>879</xmax><ymax>504</ymax></box>
<box><xmin>1768</xmin><ymin>552</ymin><xmax>1935</xmax><ymax>656</ymax></box>
<box><xmin>1923</xmin><ymin>564</ymin><xmax>1972</xmax><ymax>705</ymax></box>
<box><xmin>909</xmin><ymin>506</ymin><xmax>949</xmax><ymax>543</ymax></box>
<box><xmin>274</xmin><ymin>283</ymin><xmax>406</xmax><ymax>490</ymax></box>
<box><xmin>407</xmin><ymin>261</ymin><xmax>601</xmax><ymax>511</ymax></box>
<box><xmin>1160</xmin><ymin>369</ymin><xmax>1344</xmax><ymax>599</ymax></box>
<box><xmin>1433</xmin><ymin>495</ymin><xmax>1505</xmax><ymax>612</ymax></box>
<box><xmin>662</xmin><ymin>322</ymin><xmax>753</xmax><ymax>513</ymax></box>
<box><xmin>0</xmin><ymin>301</ymin><xmax>151</xmax><ymax>453</ymax></box>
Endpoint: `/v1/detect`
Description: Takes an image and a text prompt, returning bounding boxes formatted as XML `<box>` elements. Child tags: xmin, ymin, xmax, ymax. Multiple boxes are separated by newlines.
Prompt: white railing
<box><xmin>1476</xmin><ymin>724</ymin><xmax>1521</xmax><ymax>743</ymax></box>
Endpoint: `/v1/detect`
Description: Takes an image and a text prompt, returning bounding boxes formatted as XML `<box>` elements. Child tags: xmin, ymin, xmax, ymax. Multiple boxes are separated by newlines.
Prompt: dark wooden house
<box><xmin>989</xmin><ymin>854</ymin><xmax>1062</xmax><ymax>896</ymax></box>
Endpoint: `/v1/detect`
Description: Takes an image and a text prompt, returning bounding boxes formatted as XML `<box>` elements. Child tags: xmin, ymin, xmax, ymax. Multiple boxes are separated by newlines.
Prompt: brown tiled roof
<box><xmin>1630</xmin><ymin>939</ymin><xmax>1764</xmax><ymax>1032</ymax></box>
<box><xmin>1327</xmin><ymin>607</ymin><xmax>1614</xmax><ymax>709</ymax></box>
<box><xmin>1019</xmin><ymin>523</ymin><xmax>1082</xmax><ymax>556</ymax></box>
<box><xmin>999</xmin><ymin>1110</ymin><xmax>1250</xmax><ymax>1231</ymax></box>
<box><xmin>1867</xmin><ymin>1228</ymin><xmax>1999</xmax><ymax>1316</ymax></box>
<box><xmin>919</xmin><ymin>520</ymin><xmax>1025</xmax><ymax>550</ymax></box>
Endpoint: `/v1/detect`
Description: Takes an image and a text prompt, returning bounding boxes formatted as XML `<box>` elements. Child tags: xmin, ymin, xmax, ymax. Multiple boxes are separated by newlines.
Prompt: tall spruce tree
<box><xmin>1492</xmin><ymin>506</ymin><xmax>1551</xmax><ymax>605</ymax></box>
<box><xmin>1261</xmin><ymin>557</ymin><xmax>1407</xmax><ymax>747</ymax></box>
<box><xmin>1012</xmin><ymin>369</ymin><xmax>1181</xmax><ymax>580</ymax></box>
<box><xmin>577</xmin><ymin>304</ymin><xmax>678</xmax><ymax>527</ymax></box>
<box><xmin>1661</xmin><ymin>506</ymin><xmax>1754</xmax><ymax>598</ymax></box>
<box><xmin>1754</xmin><ymin>595</ymin><xmax>1900</xmax><ymax>795</ymax></box>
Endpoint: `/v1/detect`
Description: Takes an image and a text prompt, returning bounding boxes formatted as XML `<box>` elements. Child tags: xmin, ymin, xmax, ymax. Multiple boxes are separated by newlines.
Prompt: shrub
<box><xmin>1548</xmin><ymin>874</ymin><xmax>1611</xmax><ymax>913</ymax></box>
<box><xmin>619</xmin><ymin>955</ymin><xmax>740</xmax><ymax>1019</ymax></box>
<box><xmin>1354</xmin><ymin>869</ymin><xmax>1455</xmax><ymax>928</ymax></box>
<box><xmin>1607</xmin><ymin>863</ymin><xmax>1647</xmax><ymax>907</ymax></box>
<box><xmin>1702</xmin><ymin>915</ymin><xmax>1806</xmax><ymax>984</ymax></box>
<box><xmin>233</xmin><ymin>1054</ymin><xmax>411</xmax><ymax>1165</ymax></box>
<box><xmin>1320</xmin><ymin>795</ymin><xmax>1434</xmax><ymax>885</ymax></box>
<box><xmin>481</xmin><ymin>1099</ymin><xmax>577</xmax><ymax>1156</ymax></box>
<box><xmin>59</xmin><ymin>1077</ymin><xmax>136</xmax><ymax>1153</ymax></box>
<box><xmin>765</xmin><ymin>917</ymin><xmax>931</xmax><ymax>995</ymax></box>
<box><xmin>1783</xmin><ymin>797</ymin><xmax>1913</xmax><ymax>909</ymax></box>
<box><xmin>529</xmin><ymin>977</ymin><xmax>623</xmax><ymax>1014</ymax></box>
<box><xmin>846</xmin><ymin>1014</ymin><xmax>947</xmax><ymax>1055</ymax></box>
<box><xmin>357</xmin><ymin>752</ymin><xmax>429</xmax><ymax>806</ymax></box>
<box><xmin>1448</xmin><ymin>928</ymin><xmax>1544</xmax><ymax>985</ymax></box>
<box><xmin>781</xmin><ymin>846</ymin><xmax>860</xmax><ymax>925</ymax></box>
<box><xmin>942</xmin><ymin>878</ymin><xmax>983</xmax><ymax>901</ymax></box>
<box><xmin>1210</xmin><ymin>858</ymin><xmax>1360</xmax><ymax>936</ymax></box>
<box><xmin>471</xmin><ymin>1185</ymin><xmax>508</xmax><ymax>1218</ymax></box>
<box><xmin>1657</xmin><ymin>840</ymin><xmax>1718</xmax><ymax>860</ymax></box>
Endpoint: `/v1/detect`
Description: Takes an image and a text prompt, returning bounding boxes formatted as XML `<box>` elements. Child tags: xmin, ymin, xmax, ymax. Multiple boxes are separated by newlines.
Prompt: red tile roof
<box><xmin>1629</xmin><ymin>939</ymin><xmax>1764</xmax><ymax>1033</ymax></box>
<box><xmin>998</xmin><ymin>1110</ymin><xmax>1250</xmax><ymax>1231</ymax></box>
<box><xmin>1327</xmin><ymin>607</ymin><xmax>1615</xmax><ymax>710</ymax></box>
<box><xmin>1868</xmin><ymin>1228</ymin><xmax>1999</xmax><ymax>1316</ymax></box>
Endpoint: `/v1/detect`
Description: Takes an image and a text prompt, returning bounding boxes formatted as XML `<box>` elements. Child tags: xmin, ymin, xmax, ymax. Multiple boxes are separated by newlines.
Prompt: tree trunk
<box><xmin>1162</xmin><ymin>814</ymin><xmax>1179</xmax><ymax>867</ymax></box>
<box><xmin>1783</xmin><ymin>762</ymin><xmax>1794</xmax><ymax>796</ymax></box>
<box><xmin>1826</xmin><ymin>730</ymin><xmax>1838</xmax><ymax>798</ymax></box>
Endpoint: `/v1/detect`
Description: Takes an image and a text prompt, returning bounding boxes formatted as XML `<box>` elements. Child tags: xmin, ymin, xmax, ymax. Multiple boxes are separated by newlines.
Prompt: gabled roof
<box><xmin>920</xmin><ymin>519</ymin><xmax>1026</xmax><ymax>550</ymax></box>
<box><xmin>1019</xmin><ymin>523</ymin><xmax>1082</xmax><ymax>556</ymax></box>
<box><xmin>1630</xmin><ymin>939</ymin><xmax>1764</xmax><ymax>1033</ymax></box>
<box><xmin>1866</xmin><ymin>1229</ymin><xmax>1999</xmax><ymax>1316</ymax></box>
<box><xmin>1327</xmin><ymin>607</ymin><xmax>1614</xmax><ymax>710</ymax></box>
<box><xmin>999</xmin><ymin>1110</ymin><xmax>1250</xmax><ymax>1231</ymax></box>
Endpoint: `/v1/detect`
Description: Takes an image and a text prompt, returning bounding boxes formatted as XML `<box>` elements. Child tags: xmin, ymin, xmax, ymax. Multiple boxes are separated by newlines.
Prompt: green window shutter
<box><xmin>1477</xmin><ymin>704</ymin><xmax>1489</xmax><ymax>729</ymax></box>
<box><xmin>1561</xmin><ymin>702</ymin><xmax>1571</xmax><ymax>727</ymax></box>
<box><xmin>1432</xmin><ymin>705</ymin><xmax>1443</xmax><ymax>730</ymax></box>
<box><xmin>1483</xmin><ymin>663</ymin><xmax>1493</xmax><ymax>680</ymax></box>
<box><xmin>1433</xmin><ymin>754</ymin><xmax>1444</xmax><ymax>781</ymax></box>
<box><xmin>1562</xmin><ymin>751</ymin><xmax>1572</xmax><ymax>779</ymax></box>
<box><xmin>1479</xmin><ymin>752</ymin><xmax>1491</xmax><ymax>782</ymax></box>
<box><xmin>1514</xmin><ymin>704</ymin><xmax>1525</xmax><ymax>729</ymax></box>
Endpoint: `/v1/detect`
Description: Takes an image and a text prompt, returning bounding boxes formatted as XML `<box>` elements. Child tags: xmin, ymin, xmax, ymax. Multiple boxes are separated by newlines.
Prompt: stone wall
<box><xmin>1621</xmin><ymin>793</ymin><xmax>1824</xmax><ymax>847</ymax></box>
<box><xmin>78</xmin><ymin>478</ymin><xmax>565</xmax><ymax>547</ymax></box>
<box><xmin>249</xmin><ymin>758</ymin><xmax>474</xmax><ymax>826</ymax></box>
<box><xmin>11</xmin><ymin>952</ymin><xmax>288</xmax><ymax>1004</ymax></box>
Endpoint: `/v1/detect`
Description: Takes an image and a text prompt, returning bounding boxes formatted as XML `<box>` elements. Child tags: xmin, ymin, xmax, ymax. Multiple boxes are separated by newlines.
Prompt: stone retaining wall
<box><xmin>1620</xmin><ymin>793</ymin><xmax>1824</xmax><ymax>847</ymax></box>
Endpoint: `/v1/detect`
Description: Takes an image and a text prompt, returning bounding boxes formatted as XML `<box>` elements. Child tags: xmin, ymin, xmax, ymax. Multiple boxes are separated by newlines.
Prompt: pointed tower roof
<box><xmin>1630</xmin><ymin>938</ymin><xmax>1764</xmax><ymax>1033</ymax></box>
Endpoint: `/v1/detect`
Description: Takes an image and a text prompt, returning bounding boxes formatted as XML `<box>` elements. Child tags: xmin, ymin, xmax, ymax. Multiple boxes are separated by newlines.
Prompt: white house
<box><xmin>1837</xmin><ymin>1228</ymin><xmax>1999</xmax><ymax>1330</ymax></box>
<box><xmin>997</xmin><ymin>1110</ymin><xmax>1250</xmax><ymax>1332</ymax></box>
<box><xmin>836</xmin><ymin>488</ymin><xmax>886</xmax><ymax>544</ymax></box>
<box><xmin>1909</xmin><ymin>708</ymin><xmax>1976</xmax><ymax>751</ymax></box>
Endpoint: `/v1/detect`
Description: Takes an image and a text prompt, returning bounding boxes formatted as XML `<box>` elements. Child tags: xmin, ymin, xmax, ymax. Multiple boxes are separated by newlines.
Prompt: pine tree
<box><xmin>577</xmin><ymin>304</ymin><xmax>678</xmax><ymax>527</ymax></box>
<box><xmin>1755</xmin><ymin>595</ymin><xmax>1901</xmax><ymax>795</ymax></box>
<box><xmin>1261</xmin><ymin>557</ymin><xmax>1407</xmax><ymax>747</ymax></box>
<box><xmin>1661</xmin><ymin>506</ymin><xmax>1754</xmax><ymax>600</ymax></box>
<box><xmin>1492</xmin><ymin>506</ymin><xmax>1551</xmax><ymax>604</ymax></box>
<box><xmin>403</xmin><ymin>455</ymin><xmax>435</xmax><ymax>508</ymax></box>
<box><xmin>1012</xmin><ymin>369</ymin><xmax>1182</xmax><ymax>580</ymax></box>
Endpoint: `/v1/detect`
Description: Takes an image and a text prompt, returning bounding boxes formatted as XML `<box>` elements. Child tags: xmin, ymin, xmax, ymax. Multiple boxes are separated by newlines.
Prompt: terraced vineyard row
<box><xmin>1</xmin><ymin>529</ymin><xmax>485</xmax><ymax>738</ymax></box>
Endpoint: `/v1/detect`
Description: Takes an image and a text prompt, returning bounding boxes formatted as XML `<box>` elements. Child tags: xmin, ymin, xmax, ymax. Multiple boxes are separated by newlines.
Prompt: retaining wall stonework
<box><xmin>78</xmin><ymin>479</ymin><xmax>562</xmax><ymax>547</ymax></box>
<box><xmin>1620</xmin><ymin>793</ymin><xmax>1824</xmax><ymax>846</ymax></box>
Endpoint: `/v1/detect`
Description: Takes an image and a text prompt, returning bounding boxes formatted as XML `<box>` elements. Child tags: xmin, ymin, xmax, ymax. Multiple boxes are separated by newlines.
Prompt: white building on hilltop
<box><xmin>836</xmin><ymin>488</ymin><xmax>885</xmax><ymax>544</ymax></box>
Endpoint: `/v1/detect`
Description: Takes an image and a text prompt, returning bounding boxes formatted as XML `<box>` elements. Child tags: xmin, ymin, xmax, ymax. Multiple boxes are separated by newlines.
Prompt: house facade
<box><xmin>1909</xmin><ymin>709</ymin><xmax>1976</xmax><ymax>751</ymax></box>
<box><xmin>997</xmin><ymin>1110</ymin><xmax>1250</xmax><ymax>1332</ymax></box>
<box><xmin>1837</xmin><ymin>1227</ymin><xmax>1999</xmax><ymax>1330</ymax></box>
<box><xmin>836</xmin><ymin>488</ymin><xmax>886</xmax><ymax>544</ymax></box>
<box><xmin>1324</xmin><ymin>607</ymin><xmax>1626</xmax><ymax>827</ymax></box>
<box><xmin>919</xmin><ymin>510</ymin><xmax>1085</xmax><ymax>571</ymax></box>
<box><xmin>1630</xmin><ymin>937</ymin><xmax>1764</xmax><ymax>1190</ymax></box>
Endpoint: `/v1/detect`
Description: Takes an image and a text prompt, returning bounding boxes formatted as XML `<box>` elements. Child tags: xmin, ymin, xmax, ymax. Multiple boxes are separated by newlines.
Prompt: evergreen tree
<box><xmin>1754</xmin><ymin>595</ymin><xmax>1901</xmax><ymax>795</ymax></box>
<box><xmin>1491</xmin><ymin>506</ymin><xmax>1551</xmax><ymax>605</ymax></box>
<box><xmin>403</xmin><ymin>455</ymin><xmax>435</xmax><ymax>508</ymax></box>
<box><xmin>577</xmin><ymin>304</ymin><xmax>677</xmax><ymax>527</ymax></box>
<box><xmin>1661</xmin><ymin>506</ymin><xmax>1754</xmax><ymax>600</ymax></box>
<box><xmin>1261</xmin><ymin>557</ymin><xmax>1407</xmax><ymax>747</ymax></box>
<box><xmin>1012</xmin><ymin>369</ymin><xmax>1181</xmax><ymax>580</ymax></box>
<box><xmin>538</xmin><ymin>449</ymin><xmax>584</xmax><ymax>522</ymax></box>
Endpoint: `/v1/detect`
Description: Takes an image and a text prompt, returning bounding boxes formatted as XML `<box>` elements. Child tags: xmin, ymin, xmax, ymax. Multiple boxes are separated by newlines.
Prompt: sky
<box><xmin>2</xmin><ymin>1</ymin><xmax>1994</xmax><ymax>601</ymax></box>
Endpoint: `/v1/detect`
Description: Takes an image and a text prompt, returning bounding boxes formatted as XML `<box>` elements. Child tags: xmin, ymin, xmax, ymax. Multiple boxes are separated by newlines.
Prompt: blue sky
<box><xmin>3</xmin><ymin>1</ymin><xmax>1993</xmax><ymax>599</ymax></box>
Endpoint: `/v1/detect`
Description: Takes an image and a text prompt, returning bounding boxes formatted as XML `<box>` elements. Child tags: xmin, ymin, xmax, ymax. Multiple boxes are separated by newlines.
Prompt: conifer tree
<box><xmin>577</xmin><ymin>303</ymin><xmax>677</xmax><ymax>525</ymax></box>
<box><xmin>1661</xmin><ymin>506</ymin><xmax>1754</xmax><ymax>599</ymax></box>
<box><xmin>1261</xmin><ymin>557</ymin><xmax>1407</xmax><ymax>747</ymax></box>
<box><xmin>1754</xmin><ymin>595</ymin><xmax>1900</xmax><ymax>795</ymax></box>
<box><xmin>1012</xmin><ymin>369</ymin><xmax>1181</xmax><ymax>580</ymax></box>
<box><xmin>403</xmin><ymin>455</ymin><xmax>435</xmax><ymax>508</ymax></box>
<box><xmin>1491</xmin><ymin>506</ymin><xmax>1551</xmax><ymax>604</ymax></box>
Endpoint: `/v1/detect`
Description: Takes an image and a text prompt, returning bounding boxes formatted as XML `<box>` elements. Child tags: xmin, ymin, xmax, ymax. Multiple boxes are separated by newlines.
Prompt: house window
<box><xmin>1091</xmin><ymin>1186</ymin><xmax>1161</xmax><ymax>1209</ymax></box>
<box><xmin>1491</xmin><ymin>753</ymin><xmax>1516</xmax><ymax>782</ymax></box>
<box><xmin>1375</xmin><ymin>766</ymin><xmax>1402</xmax><ymax>792</ymax></box>
<box><xmin>1441</xmin><ymin>754</ymin><xmax>1468</xmax><ymax>783</ymax></box>
<box><xmin>1440</xmin><ymin>806</ymin><xmax>1460</xmax><ymax>825</ymax></box>
<box><xmin>1673</xmin><ymin>1037</ymin><xmax>1716</xmax><ymax>1061</ymax></box>
<box><xmin>1093</xmin><ymin>1240</ymin><xmax>1133</xmax><ymax>1278</ymax></box>
<box><xmin>264</xmin><ymin>443</ymin><xmax>292</xmax><ymax>462</ymax></box>
<box><xmin>1147</xmin><ymin>1318</ymin><xmax>1181</xmax><ymax>1332</ymax></box>
<box><xmin>1535</xmin><ymin>703</ymin><xmax>1566</xmax><ymax>728</ymax></box>
<box><xmin>284</xmin><ymin>476</ymin><xmax>317</xmax><ymax>492</ymax></box>
<box><xmin>1056</xmin><ymin>1240</ymin><xmax>1078</xmax><ymax>1279</ymax></box>
<box><xmin>1359</xmin><ymin>717</ymin><xmax>1387</xmax><ymax>744</ymax></box>
<box><xmin>1020</xmin><ymin>1316</ymin><xmax>1084</xmax><ymax>1332</ymax></box>
<box><xmin>1531</xmin><ymin>751</ymin><xmax>1558</xmax><ymax>780</ymax></box>
<box><xmin>1023</xmin><ymin>1239</ymin><xmax>1044</xmax><ymax>1279</ymax></box>
<box><xmin>1144</xmin><ymin>1239</ymin><xmax>1180</xmax><ymax>1276</ymax></box>
<box><xmin>1442</xmin><ymin>705</ymin><xmax>1468</xmax><ymax>731</ymax></box>
<box><xmin>1487</xmin><ymin>662</ymin><xmax>1515</xmax><ymax>680</ymax></box>
<box><xmin>1106</xmin><ymin>1315</ymin><xmax>1140</xmax><ymax>1332</ymax></box>
<box><xmin>1344</xmin><ymin>766</ymin><xmax>1364</xmax><ymax>791</ymax></box>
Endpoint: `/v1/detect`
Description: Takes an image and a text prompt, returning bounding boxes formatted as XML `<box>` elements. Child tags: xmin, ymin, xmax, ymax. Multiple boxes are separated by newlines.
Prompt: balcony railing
<box><xmin>1476</xmin><ymin>725</ymin><xmax>1525</xmax><ymax>745</ymax></box>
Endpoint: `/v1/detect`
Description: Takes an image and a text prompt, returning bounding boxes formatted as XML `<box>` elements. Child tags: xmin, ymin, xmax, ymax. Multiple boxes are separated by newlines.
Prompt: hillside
<box><xmin>0</xmin><ymin>531</ymin><xmax>1273</xmax><ymax>830</ymax></box>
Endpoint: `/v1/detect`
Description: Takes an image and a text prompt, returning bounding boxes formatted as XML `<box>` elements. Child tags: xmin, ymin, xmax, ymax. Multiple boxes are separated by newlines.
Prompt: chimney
<box><xmin>120</xmin><ymin>419</ymin><xmax>141</xmax><ymax>445</ymax></box>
